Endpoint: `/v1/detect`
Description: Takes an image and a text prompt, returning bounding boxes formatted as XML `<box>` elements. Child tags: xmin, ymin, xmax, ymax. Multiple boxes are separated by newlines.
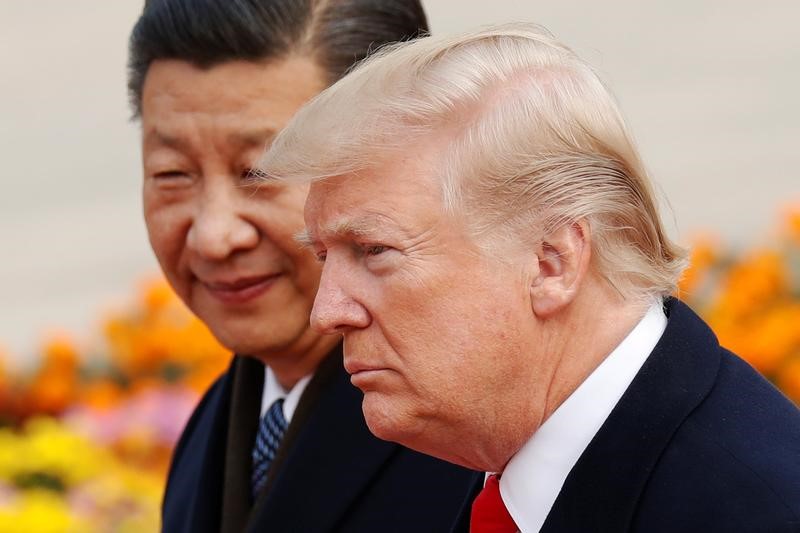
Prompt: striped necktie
<box><xmin>251</xmin><ymin>398</ymin><xmax>288</xmax><ymax>498</ymax></box>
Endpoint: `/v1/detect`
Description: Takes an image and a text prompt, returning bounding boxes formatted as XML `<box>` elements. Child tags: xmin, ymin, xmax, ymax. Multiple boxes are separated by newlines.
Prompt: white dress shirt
<box><xmin>259</xmin><ymin>366</ymin><xmax>313</xmax><ymax>423</ymax></box>
<box><xmin>500</xmin><ymin>302</ymin><xmax>667</xmax><ymax>533</ymax></box>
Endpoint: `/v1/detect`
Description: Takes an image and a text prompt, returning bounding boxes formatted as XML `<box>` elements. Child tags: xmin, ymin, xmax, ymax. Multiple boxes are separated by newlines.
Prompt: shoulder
<box><xmin>636</xmin><ymin>348</ymin><xmax>800</xmax><ymax>530</ymax></box>
<box><xmin>164</xmin><ymin>363</ymin><xmax>234</xmax><ymax>500</ymax></box>
<box><xmin>686</xmin><ymin>350</ymin><xmax>800</xmax><ymax>507</ymax></box>
<box><xmin>169</xmin><ymin>367</ymin><xmax>234</xmax><ymax>463</ymax></box>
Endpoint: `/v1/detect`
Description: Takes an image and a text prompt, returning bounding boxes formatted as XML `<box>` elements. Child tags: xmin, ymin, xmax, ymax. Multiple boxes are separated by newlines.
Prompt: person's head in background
<box><xmin>127</xmin><ymin>0</ymin><xmax>428</xmax><ymax>389</ymax></box>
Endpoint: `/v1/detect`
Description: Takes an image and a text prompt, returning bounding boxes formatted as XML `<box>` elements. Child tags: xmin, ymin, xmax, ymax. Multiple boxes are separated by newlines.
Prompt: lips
<box><xmin>343</xmin><ymin>358</ymin><xmax>377</xmax><ymax>375</ymax></box>
<box><xmin>201</xmin><ymin>273</ymin><xmax>281</xmax><ymax>304</ymax></box>
<box><xmin>344</xmin><ymin>357</ymin><xmax>389</xmax><ymax>386</ymax></box>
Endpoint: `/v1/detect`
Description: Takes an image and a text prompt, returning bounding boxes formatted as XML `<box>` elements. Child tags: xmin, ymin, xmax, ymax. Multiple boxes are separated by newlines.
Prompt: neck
<box><xmin>255</xmin><ymin>332</ymin><xmax>341</xmax><ymax>390</ymax></box>
<box><xmin>539</xmin><ymin>285</ymin><xmax>649</xmax><ymax>431</ymax></box>
<box><xmin>478</xmin><ymin>283</ymin><xmax>650</xmax><ymax>473</ymax></box>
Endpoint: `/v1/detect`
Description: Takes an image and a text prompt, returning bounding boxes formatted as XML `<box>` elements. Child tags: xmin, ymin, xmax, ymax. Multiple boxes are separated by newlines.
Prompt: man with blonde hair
<box><xmin>260</xmin><ymin>23</ymin><xmax>800</xmax><ymax>532</ymax></box>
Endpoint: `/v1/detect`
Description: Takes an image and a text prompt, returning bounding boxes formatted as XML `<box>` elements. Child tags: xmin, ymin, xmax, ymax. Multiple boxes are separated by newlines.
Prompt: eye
<box><xmin>364</xmin><ymin>245</ymin><xmax>388</xmax><ymax>256</ymax></box>
<box><xmin>150</xmin><ymin>170</ymin><xmax>192</xmax><ymax>189</ymax></box>
<box><xmin>153</xmin><ymin>170</ymin><xmax>188</xmax><ymax>179</ymax></box>
<box><xmin>360</xmin><ymin>243</ymin><xmax>398</xmax><ymax>273</ymax></box>
<box><xmin>240</xmin><ymin>167</ymin><xmax>261</xmax><ymax>183</ymax></box>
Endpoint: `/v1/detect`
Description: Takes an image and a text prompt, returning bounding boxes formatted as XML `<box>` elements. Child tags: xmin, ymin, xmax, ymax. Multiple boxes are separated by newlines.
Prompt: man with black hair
<box><xmin>128</xmin><ymin>1</ymin><xmax>478</xmax><ymax>531</ymax></box>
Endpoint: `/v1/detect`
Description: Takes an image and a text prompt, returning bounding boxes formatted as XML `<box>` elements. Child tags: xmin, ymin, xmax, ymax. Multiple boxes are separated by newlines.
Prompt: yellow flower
<box><xmin>0</xmin><ymin>419</ymin><xmax>163</xmax><ymax>532</ymax></box>
<box><xmin>0</xmin><ymin>489</ymin><xmax>88</xmax><ymax>533</ymax></box>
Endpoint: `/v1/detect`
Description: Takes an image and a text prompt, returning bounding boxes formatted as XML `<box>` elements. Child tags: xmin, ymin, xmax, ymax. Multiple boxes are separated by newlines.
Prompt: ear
<box><xmin>530</xmin><ymin>221</ymin><xmax>592</xmax><ymax>317</ymax></box>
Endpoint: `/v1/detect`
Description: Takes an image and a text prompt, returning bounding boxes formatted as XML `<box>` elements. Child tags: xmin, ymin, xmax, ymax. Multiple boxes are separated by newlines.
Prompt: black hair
<box><xmin>127</xmin><ymin>0</ymin><xmax>429</xmax><ymax>117</ymax></box>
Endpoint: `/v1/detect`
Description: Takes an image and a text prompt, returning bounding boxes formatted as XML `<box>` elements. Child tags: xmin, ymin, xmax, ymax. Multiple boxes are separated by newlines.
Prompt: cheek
<box><xmin>260</xmin><ymin>216</ymin><xmax>320</xmax><ymax>293</ymax></box>
<box><xmin>291</xmin><ymin>249</ymin><xmax>323</xmax><ymax>299</ymax></box>
<box><xmin>143</xmin><ymin>198</ymin><xmax>191</xmax><ymax>282</ymax></box>
<box><xmin>256</xmin><ymin>188</ymin><xmax>319</xmax><ymax>291</ymax></box>
<box><xmin>145</xmin><ymin>207</ymin><xmax>181</xmax><ymax>253</ymax></box>
<box><xmin>374</xmin><ymin>287</ymin><xmax>469</xmax><ymax>387</ymax></box>
<box><xmin>379</xmin><ymin>270</ymin><xmax>475</xmax><ymax>341</ymax></box>
<box><xmin>385</xmin><ymin>273</ymin><xmax>525</xmax><ymax>373</ymax></box>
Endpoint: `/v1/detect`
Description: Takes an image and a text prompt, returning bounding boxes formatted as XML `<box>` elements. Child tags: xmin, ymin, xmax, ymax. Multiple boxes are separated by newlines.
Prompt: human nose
<box><xmin>186</xmin><ymin>178</ymin><xmax>258</xmax><ymax>260</ymax></box>
<box><xmin>310</xmin><ymin>261</ymin><xmax>371</xmax><ymax>334</ymax></box>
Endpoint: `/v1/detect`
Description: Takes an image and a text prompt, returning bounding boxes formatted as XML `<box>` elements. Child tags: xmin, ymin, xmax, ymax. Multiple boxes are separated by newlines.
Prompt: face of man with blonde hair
<box><xmin>302</xmin><ymin>141</ymin><xmax>583</xmax><ymax>471</ymax></box>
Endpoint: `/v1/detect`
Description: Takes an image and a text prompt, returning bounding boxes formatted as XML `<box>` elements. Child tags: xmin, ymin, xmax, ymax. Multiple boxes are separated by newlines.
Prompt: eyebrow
<box><xmin>227</xmin><ymin>128</ymin><xmax>277</xmax><ymax>148</ymax></box>
<box><xmin>294</xmin><ymin>215</ymin><xmax>396</xmax><ymax>249</ymax></box>
<box><xmin>144</xmin><ymin>127</ymin><xmax>277</xmax><ymax>151</ymax></box>
<box><xmin>294</xmin><ymin>228</ymin><xmax>315</xmax><ymax>249</ymax></box>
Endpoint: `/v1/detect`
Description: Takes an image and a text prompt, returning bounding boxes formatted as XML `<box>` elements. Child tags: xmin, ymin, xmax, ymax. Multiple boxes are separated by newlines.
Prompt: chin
<box><xmin>361</xmin><ymin>393</ymin><xmax>419</xmax><ymax>447</ymax></box>
<box><xmin>209</xmin><ymin>318</ymin><xmax>298</xmax><ymax>355</ymax></box>
<box><xmin>200</xmin><ymin>327</ymin><xmax>258</xmax><ymax>357</ymax></box>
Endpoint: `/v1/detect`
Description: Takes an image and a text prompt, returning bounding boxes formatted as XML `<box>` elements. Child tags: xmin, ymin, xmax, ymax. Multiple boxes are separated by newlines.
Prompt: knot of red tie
<box><xmin>469</xmin><ymin>474</ymin><xmax>518</xmax><ymax>533</ymax></box>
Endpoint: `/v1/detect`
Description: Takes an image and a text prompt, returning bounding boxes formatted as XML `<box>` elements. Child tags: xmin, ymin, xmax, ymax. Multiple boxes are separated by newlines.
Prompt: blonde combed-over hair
<box><xmin>260</xmin><ymin>23</ymin><xmax>688</xmax><ymax>301</ymax></box>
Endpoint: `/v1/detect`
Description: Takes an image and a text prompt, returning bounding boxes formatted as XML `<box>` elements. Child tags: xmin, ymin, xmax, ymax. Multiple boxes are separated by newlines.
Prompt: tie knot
<box><xmin>251</xmin><ymin>398</ymin><xmax>288</xmax><ymax>498</ymax></box>
<box><xmin>470</xmin><ymin>474</ymin><xmax>518</xmax><ymax>533</ymax></box>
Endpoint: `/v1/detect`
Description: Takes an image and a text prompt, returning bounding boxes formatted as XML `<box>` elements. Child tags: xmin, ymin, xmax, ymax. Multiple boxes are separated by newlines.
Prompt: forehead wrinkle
<box><xmin>226</xmin><ymin>127</ymin><xmax>277</xmax><ymax>149</ymax></box>
<box><xmin>144</xmin><ymin>128</ymin><xmax>185</xmax><ymax>151</ymax></box>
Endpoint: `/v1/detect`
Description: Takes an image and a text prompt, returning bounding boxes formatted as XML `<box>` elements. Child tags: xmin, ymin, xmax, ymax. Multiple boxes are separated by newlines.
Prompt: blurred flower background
<box><xmin>1</xmin><ymin>204</ymin><xmax>798</xmax><ymax>531</ymax></box>
<box><xmin>678</xmin><ymin>204</ymin><xmax>800</xmax><ymax>404</ymax></box>
<box><xmin>0</xmin><ymin>279</ymin><xmax>229</xmax><ymax>531</ymax></box>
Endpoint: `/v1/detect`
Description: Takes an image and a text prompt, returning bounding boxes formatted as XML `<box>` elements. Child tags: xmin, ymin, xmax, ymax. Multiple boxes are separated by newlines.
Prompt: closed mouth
<box><xmin>201</xmin><ymin>273</ymin><xmax>281</xmax><ymax>303</ymax></box>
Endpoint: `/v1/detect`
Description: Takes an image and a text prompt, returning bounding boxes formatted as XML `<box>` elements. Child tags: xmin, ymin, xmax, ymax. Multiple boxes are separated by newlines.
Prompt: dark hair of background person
<box><xmin>127</xmin><ymin>0</ymin><xmax>429</xmax><ymax>117</ymax></box>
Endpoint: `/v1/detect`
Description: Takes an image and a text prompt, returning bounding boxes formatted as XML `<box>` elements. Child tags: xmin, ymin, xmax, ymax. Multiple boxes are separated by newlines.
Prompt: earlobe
<box><xmin>529</xmin><ymin>221</ymin><xmax>591</xmax><ymax>317</ymax></box>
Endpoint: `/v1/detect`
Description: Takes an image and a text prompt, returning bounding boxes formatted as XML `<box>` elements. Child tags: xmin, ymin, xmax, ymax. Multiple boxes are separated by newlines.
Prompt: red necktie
<box><xmin>470</xmin><ymin>474</ymin><xmax>519</xmax><ymax>533</ymax></box>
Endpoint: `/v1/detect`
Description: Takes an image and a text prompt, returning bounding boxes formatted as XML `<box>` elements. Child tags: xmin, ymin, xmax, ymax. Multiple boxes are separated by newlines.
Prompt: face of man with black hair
<box><xmin>141</xmin><ymin>57</ymin><xmax>338</xmax><ymax>384</ymax></box>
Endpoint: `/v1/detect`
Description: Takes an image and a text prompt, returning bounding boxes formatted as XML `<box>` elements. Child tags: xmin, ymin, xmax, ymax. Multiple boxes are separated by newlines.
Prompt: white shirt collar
<box><xmin>500</xmin><ymin>301</ymin><xmax>667</xmax><ymax>533</ymax></box>
<box><xmin>260</xmin><ymin>365</ymin><xmax>313</xmax><ymax>423</ymax></box>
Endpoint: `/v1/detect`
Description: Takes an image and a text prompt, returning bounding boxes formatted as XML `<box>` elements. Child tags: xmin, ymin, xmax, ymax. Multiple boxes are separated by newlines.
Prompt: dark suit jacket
<box><xmin>162</xmin><ymin>345</ymin><xmax>479</xmax><ymax>532</ymax></box>
<box><xmin>452</xmin><ymin>298</ymin><xmax>800</xmax><ymax>532</ymax></box>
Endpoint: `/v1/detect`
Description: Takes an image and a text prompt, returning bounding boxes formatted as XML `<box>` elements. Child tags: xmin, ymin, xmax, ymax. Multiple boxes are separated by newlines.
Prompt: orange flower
<box><xmin>776</xmin><ymin>356</ymin><xmax>800</xmax><ymax>404</ymax></box>
<box><xmin>0</xmin><ymin>347</ymin><xmax>11</xmax><ymax>413</ymax></box>
<box><xmin>184</xmin><ymin>360</ymin><xmax>229</xmax><ymax>394</ymax></box>
<box><xmin>101</xmin><ymin>276</ymin><xmax>229</xmax><ymax>383</ymax></box>
<box><xmin>140</xmin><ymin>276</ymin><xmax>179</xmax><ymax>314</ymax></box>
<box><xmin>16</xmin><ymin>333</ymin><xmax>83</xmax><ymax>417</ymax></box>
<box><xmin>712</xmin><ymin>249</ymin><xmax>787</xmax><ymax>320</ymax></box>
<box><xmin>732</xmin><ymin>305</ymin><xmax>800</xmax><ymax>375</ymax></box>
<box><xmin>783</xmin><ymin>202</ymin><xmax>800</xmax><ymax>244</ymax></box>
<box><xmin>41</xmin><ymin>331</ymin><xmax>81</xmax><ymax>372</ymax></box>
<box><xmin>77</xmin><ymin>379</ymin><xmax>124</xmax><ymax>411</ymax></box>
<box><xmin>23</xmin><ymin>370</ymin><xmax>77</xmax><ymax>417</ymax></box>
<box><xmin>677</xmin><ymin>234</ymin><xmax>719</xmax><ymax>299</ymax></box>
<box><xmin>687</xmin><ymin>208</ymin><xmax>799</xmax><ymax>405</ymax></box>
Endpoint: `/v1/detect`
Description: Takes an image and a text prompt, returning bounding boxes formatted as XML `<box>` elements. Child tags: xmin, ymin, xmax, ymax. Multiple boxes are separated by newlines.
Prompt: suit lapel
<box><xmin>449</xmin><ymin>471</ymin><xmax>485</xmax><ymax>533</ymax></box>
<box><xmin>162</xmin><ymin>358</ymin><xmax>236</xmax><ymax>533</ymax></box>
<box><xmin>246</xmin><ymin>345</ymin><xmax>401</xmax><ymax>532</ymax></box>
<box><xmin>541</xmin><ymin>299</ymin><xmax>722</xmax><ymax>532</ymax></box>
<box><xmin>220</xmin><ymin>356</ymin><xmax>264</xmax><ymax>533</ymax></box>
